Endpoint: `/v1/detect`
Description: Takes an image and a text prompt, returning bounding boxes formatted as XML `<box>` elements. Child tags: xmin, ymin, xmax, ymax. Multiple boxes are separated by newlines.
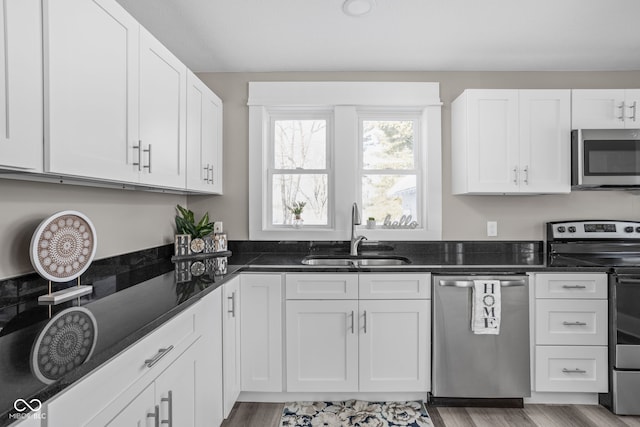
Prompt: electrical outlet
<box><xmin>487</xmin><ymin>221</ymin><xmax>498</xmax><ymax>237</ymax></box>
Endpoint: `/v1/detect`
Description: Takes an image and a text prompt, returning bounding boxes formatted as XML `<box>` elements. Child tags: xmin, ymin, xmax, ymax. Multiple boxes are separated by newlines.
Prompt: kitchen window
<box><xmin>248</xmin><ymin>82</ymin><xmax>442</xmax><ymax>241</ymax></box>
<box><xmin>268</xmin><ymin>111</ymin><xmax>332</xmax><ymax>227</ymax></box>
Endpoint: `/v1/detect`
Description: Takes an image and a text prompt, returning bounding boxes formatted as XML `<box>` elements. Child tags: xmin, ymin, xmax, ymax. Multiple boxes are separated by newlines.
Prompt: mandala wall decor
<box><xmin>29</xmin><ymin>211</ymin><xmax>97</xmax><ymax>282</ymax></box>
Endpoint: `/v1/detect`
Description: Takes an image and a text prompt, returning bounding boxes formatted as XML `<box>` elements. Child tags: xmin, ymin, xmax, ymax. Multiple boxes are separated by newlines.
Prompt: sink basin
<box><xmin>301</xmin><ymin>256</ymin><xmax>410</xmax><ymax>266</ymax></box>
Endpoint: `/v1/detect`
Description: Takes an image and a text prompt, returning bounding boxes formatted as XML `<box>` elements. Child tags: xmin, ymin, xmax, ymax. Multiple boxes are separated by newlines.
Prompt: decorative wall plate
<box><xmin>30</xmin><ymin>307</ymin><xmax>98</xmax><ymax>384</ymax></box>
<box><xmin>29</xmin><ymin>211</ymin><xmax>97</xmax><ymax>282</ymax></box>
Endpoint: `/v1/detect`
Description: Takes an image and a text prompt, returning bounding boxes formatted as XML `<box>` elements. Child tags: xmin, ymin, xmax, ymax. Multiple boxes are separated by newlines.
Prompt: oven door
<box><xmin>572</xmin><ymin>129</ymin><xmax>640</xmax><ymax>187</ymax></box>
<box><xmin>611</xmin><ymin>273</ymin><xmax>640</xmax><ymax>415</ymax></box>
<box><xmin>613</xmin><ymin>274</ymin><xmax>640</xmax><ymax>368</ymax></box>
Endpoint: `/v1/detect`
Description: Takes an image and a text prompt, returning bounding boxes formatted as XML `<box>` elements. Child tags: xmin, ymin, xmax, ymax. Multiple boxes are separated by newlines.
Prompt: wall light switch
<box><xmin>487</xmin><ymin>221</ymin><xmax>498</xmax><ymax>237</ymax></box>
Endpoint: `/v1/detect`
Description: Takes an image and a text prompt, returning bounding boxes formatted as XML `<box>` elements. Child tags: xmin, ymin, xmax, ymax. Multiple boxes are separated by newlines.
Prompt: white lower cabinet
<box><xmin>44</xmin><ymin>286</ymin><xmax>224</xmax><ymax>427</ymax></box>
<box><xmin>222</xmin><ymin>276</ymin><xmax>241</xmax><ymax>418</ymax></box>
<box><xmin>286</xmin><ymin>299</ymin><xmax>359</xmax><ymax>392</ymax></box>
<box><xmin>531</xmin><ymin>272</ymin><xmax>608</xmax><ymax>394</ymax></box>
<box><xmin>285</xmin><ymin>273</ymin><xmax>431</xmax><ymax>393</ymax></box>
<box><xmin>359</xmin><ymin>299</ymin><xmax>430</xmax><ymax>392</ymax></box>
<box><xmin>240</xmin><ymin>273</ymin><xmax>283</xmax><ymax>392</ymax></box>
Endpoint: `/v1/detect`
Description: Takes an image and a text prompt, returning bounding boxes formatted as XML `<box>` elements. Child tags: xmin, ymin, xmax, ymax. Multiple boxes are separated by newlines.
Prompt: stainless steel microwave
<box><xmin>572</xmin><ymin>129</ymin><xmax>640</xmax><ymax>189</ymax></box>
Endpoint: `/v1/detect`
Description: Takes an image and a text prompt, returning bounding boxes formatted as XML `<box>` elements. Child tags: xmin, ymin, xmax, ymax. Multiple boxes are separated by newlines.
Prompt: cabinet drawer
<box><xmin>286</xmin><ymin>274</ymin><xmax>358</xmax><ymax>299</ymax></box>
<box><xmin>535</xmin><ymin>299</ymin><xmax>607</xmax><ymax>345</ymax></box>
<box><xmin>535</xmin><ymin>273</ymin><xmax>607</xmax><ymax>299</ymax></box>
<box><xmin>535</xmin><ymin>346</ymin><xmax>607</xmax><ymax>392</ymax></box>
<box><xmin>359</xmin><ymin>273</ymin><xmax>430</xmax><ymax>299</ymax></box>
<box><xmin>46</xmin><ymin>303</ymin><xmax>201</xmax><ymax>425</ymax></box>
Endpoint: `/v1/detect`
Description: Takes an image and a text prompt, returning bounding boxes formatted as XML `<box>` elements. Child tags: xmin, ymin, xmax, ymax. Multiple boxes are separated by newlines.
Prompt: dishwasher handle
<box><xmin>438</xmin><ymin>279</ymin><xmax>526</xmax><ymax>288</ymax></box>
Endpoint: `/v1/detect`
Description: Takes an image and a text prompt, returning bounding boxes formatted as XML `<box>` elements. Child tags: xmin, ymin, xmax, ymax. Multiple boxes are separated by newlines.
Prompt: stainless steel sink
<box><xmin>301</xmin><ymin>258</ymin><xmax>355</xmax><ymax>266</ymax></box>
<box><xmin>301</xmin><ymin>256</ymin><xmax>410</xmax><ymax>266</ymax></box>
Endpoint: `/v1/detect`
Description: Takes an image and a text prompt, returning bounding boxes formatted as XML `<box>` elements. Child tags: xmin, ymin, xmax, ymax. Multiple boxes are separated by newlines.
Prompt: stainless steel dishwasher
<box><xmin>431</xmin><ymin>274</ymin><xmax>531</xmax><ymax>403</ymax></box>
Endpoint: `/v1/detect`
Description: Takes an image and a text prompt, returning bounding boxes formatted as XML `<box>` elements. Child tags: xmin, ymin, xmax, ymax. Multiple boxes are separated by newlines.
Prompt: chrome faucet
<box><xmin>350</xmin><ymin>202</ymin><xmax>367</xmax><ymax>256</ymax></box>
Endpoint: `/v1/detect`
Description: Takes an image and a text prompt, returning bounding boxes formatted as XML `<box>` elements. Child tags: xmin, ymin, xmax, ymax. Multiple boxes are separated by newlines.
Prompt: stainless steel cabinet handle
<box><xmin>513</xmin><ymin>166</ymin><xmax>519</xmax><ymax>185</ymax></box>
<box><xmin>617</xmin><ymin>103</ymin><xmax>625</xmax><ymax>121</ymax></box>
<box><xmin>351</xmin><ymin>310</ymin><xmax>355</xmax><ymax>334</ymax></box>
<box><xmin>144</xmin><ymin>346</ymin><xmax>174</xmax><ymax>368</ymax></box>
<box><xmin>523</xmin><ymin>165</ymin><xmax>529</xmax><ymax>185</ymax></box>
<box><xmin>133</xmin><ymin>141</ymin><xmax>142</xmax><ymax>171</ymax></box>
<box><xmin>209</xmin><ymin>166</ymin><xmax>214</xmax><ymax>184</ymax></box>
<box><xmin>204</xmin><ymin>164</ymin><xmax>210</xmax><ymax>183</ymax></box>
<box><xmin>438</xmin><ymin>280</ymin><xmax>526</xmax><ymax>288</ymax></box>
<box><xmin>144</xmin><ymin>144</ymin><xmax>152</xmax><ymax>173</ymax></box>
<box><xmin>562</xmin><ymin>368</ymin><xmax>586</xmax><ymax>374</ymax></box>
<box><xmin>562</xmin><ymin>284</ymin><xmax>587</xmax><ymax>289</ymax></box>
<box><xmin>148</xmin><ymin>405</ymin><xmax>160</xmax><ymax>427</ymax></box>
<box><xmin>228</xmin><ymin>292</ymin><xmax>236</xmax><ymax>317</ymax></box>
<box><xmin>628</xmin><ymin>101</ymin><xmax>637</xmax><ymax>122</ymax></box>
<box><xmin>619</xmin><ymin>278</ymin><xmax>640</xmax><ymax>285</ymax></box>
<box><xmin>563</xmin><ymin>321</ymin><xmax>587</xmax><ymax>326</ymax></box>
<box><xmin>363</xmin><ymin>310</ymin><xmax>367</xmax><ymax>334</ymax></box>
<box><xmin>161</xmin><ymin>391</ymin><xmax>173</xmax><ymax>426</ymax></box>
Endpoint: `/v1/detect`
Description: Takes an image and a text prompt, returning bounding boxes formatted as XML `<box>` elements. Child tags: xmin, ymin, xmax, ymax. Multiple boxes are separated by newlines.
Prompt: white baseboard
<box><xmin>525</xmin><ymin>392</ymin><xmax>599</xmax><ymax>405</ymax></box>
<box><xmin>238</xmin><ymin>391</ymin><xmax>429</xmax><ymax>403</ymax></box>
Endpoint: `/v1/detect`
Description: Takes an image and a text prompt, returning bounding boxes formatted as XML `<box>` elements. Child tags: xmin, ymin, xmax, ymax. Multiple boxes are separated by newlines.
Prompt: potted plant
<box><xmin>174</xmin><ymin>205</ymin><xmax>215</xmax><ymax>255</ymax></box>
<box><xmin>366</xmin><ymin>217</ymin><xmax>376</xmax><ymax>229</ymax></box>
<box><xmin>288</xmin><ymin>201</ymin><xmax>306</xmax><ymax>228</ymax></box>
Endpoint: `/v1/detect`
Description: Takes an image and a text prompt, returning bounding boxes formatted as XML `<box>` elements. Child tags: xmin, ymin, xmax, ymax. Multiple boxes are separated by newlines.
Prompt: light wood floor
<box><xmin>221</xmin><ymin>402</ymin><xmax>640</xmax><ymax>427</ymax></box>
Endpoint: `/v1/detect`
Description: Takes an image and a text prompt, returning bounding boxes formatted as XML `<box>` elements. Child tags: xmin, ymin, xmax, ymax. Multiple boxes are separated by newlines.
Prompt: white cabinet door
<box><xmin>195</xmin><ymin>287</ymin><xmax>224</xmax><ymax>427</ymax></box>
<box><xmin>186</xmin><ymin>71</ymin><xmax>223</xmax><ymax>193</ymax></box>
<box><xmin>286</xmin><ymin>300</ymin><xmax>359</xmax><ymax>392</ymax></box>
<box><xmin>457</xmin><ymin>90</ymin><xmax>520</xmax><ymax>193</ymax></box>
<box><xmin>44</xmin><ymin>0</ymin><xmax>140</xmax><ymax>182</ymax></box>
<box><xmin>155</xmin><ymin>343</ymin><xmax>197</xmax><ymax>427</ymax></box>
<box><xmin>222</xmin><ymin>277</ymin><xmax>241</xmax><ymax>418</ymax></box>
<box><xmin>359</xmin><ymin>300</ymin><xmax>430</xmax><ymax>392</ymax></box>
<box><xmin>138</xmin><ymin>28</ymin><xmax>186</xmax><ymax>189</ymax></box>
<box><xmin>519</xmin><ymin>90</ymin><xmax>571</xmax><ymax>193</ymax></box>
<box><xmin>0</xmin><ymin>0</ymin><xmax>42</xmax><ymax>171</ymax></box>
<box><xmin>572</xmin><ymin>89</ymin><xmax>626</xmax><ymax>129</ymax></box>
<box><xmin>240</xmin><ymin>274</ymin><xmax>283</xmax><ymax>392</ymax></box>
<box><xmin>106</xmin><ymin>383</ymin><xmax>155</xmax><ymax>427</ymax></box>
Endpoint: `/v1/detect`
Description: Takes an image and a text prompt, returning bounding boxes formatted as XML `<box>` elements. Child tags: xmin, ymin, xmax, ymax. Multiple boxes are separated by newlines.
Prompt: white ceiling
<box><xmin>114</xmin><ymin>0</ymin><xmax>640</xmax><ymax>73</ymax></box>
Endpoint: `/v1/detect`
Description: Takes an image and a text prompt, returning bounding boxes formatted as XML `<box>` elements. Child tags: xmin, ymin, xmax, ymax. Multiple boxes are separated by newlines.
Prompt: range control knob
<box><xmin>557</xmin><ymin>226</ymin><xmax>566</xmax><ymax>233</ymax></box>
<box><xmin>625</xmin><ymin>226</ymin><xmax>634</xmax><ymax>233</ymax></box>
<box><xmin>568</xmin><ymin>226</ymin><xmax>577</xmax><ymax>233</ymax></box>
<box><xmin>636</xmin><ymin>227</ymin><xmax>640</xmax><ymax>233</ymax></box>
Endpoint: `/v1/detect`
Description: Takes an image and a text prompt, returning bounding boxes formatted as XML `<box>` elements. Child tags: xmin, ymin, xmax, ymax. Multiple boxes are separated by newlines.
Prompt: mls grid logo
<box><xmin>8</xmin><ymin>398</ymin><xmax>47</xmax><ymax>421</ymax></box>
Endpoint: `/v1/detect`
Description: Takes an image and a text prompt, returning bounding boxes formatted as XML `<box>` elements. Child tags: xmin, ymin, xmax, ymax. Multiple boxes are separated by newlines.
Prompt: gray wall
<box><xmin>189</xmin><ymin>71</ymin><xmax>640</xmax><ymax>241</ymax></box>
<box><xmin>0</xmin><ymin>179</ymin><xmax>185</xmax><ymax>279</ymax></box>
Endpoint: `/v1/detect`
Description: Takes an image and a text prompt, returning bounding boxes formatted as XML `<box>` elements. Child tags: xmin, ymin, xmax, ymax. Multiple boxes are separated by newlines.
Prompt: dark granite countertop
<box><xmin>0</xmin><ymin>239</ymin><xmax>613</xmax><ymax>424</ymax></box>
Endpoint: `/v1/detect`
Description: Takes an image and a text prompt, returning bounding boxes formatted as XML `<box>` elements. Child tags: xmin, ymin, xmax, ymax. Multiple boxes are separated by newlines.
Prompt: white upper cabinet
<box><xmin>452</xmin><ymin>89</ymin><xmax>570</xmax><ymax>194</ymax></box>
<box><xmin>186</xmin><ymin>71</ymin><xmax>223</xmax><ymax>194</ymax></box>
<box><xmin>572</xmin><ymin>89</ymin><xmax>640</xmax><ymax>129</ymax></box>
<box><xmin>41</xmin><ymin>0</ymin><xmax>216</xmax><ymax>192</ymax></box>
<box><xmin>44</xmin><ymin>0</ymin><xmax>140</xmax><ymax>182</ymax></box>
<box><xmin>138</xmin><ymin>28</ymin><xmax>187</xmax><ymax>189</ymax></box>
<box><xmin>0</xmin><ymin>0</ymin><xmax>43</xmax><ymax>171</ymax></box>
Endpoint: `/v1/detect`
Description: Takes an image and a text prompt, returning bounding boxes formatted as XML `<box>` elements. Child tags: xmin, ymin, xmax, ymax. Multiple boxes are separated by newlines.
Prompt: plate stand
<box><xmin>38</xmin><ymin>277</ymin><xmax>93</xmax><ymax>305</ymax></box>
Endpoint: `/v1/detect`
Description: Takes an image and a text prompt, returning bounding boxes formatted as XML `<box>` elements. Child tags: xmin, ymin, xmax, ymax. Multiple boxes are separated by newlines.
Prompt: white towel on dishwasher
<box><xmin>471</xmin><ymin>280</ymin><xmax>501</xmax><ymax>335</ymax></box>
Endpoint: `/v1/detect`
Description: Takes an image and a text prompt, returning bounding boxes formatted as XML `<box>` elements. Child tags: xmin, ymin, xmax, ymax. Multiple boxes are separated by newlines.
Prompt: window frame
<box><xmin>357</xmin><ymin>110</ymin><xmax>424</xmax><ymax>231</ymax></box>
<box><xmin>266</xmin><ymin>108</ymin><xmax>334</xmax><ymax>230</ymax></box>
<box><xmin>248</xmin><ymin>82</ymin><xmax>442</xmax><ymax>241</ymax></box>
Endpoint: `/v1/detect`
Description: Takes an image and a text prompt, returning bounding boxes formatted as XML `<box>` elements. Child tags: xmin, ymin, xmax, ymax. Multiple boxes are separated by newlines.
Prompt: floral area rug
<box><xmin>280</xmin><ymin>400</ymin><xmax>432</xmax><ymax>427</ymax></box>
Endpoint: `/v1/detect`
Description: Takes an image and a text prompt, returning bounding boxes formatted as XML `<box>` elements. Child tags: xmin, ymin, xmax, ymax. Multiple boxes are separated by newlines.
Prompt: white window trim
<box><xmin>248</xmin><ymin>82</ymin><xmax>442</xmax><ymax>241</ymax></box>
